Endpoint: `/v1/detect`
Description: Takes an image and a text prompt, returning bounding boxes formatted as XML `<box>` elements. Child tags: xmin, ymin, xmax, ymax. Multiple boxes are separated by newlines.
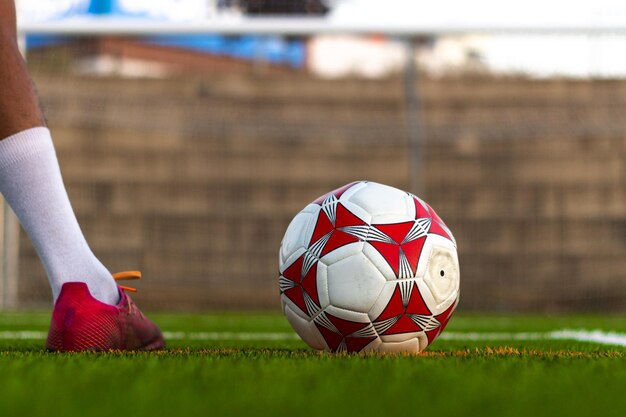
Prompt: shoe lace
<box><xmin>113</xmin><ymin>271</ymin><xmax>141</xmax><ymax>293</ymax></box>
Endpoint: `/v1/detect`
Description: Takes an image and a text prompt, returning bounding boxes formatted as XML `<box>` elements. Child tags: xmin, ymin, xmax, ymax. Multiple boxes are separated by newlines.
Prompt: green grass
<box><xmin>0</xmin><ymin>312</ymin><xmax>625</xmax><ymax>417</ymax></box>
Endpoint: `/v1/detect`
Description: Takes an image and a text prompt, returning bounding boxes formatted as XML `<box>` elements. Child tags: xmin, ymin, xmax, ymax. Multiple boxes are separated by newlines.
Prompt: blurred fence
<box><xmin>14</xmin><ymin>34</ymin><xmax>626</xmax><ymax>312</ymax></box>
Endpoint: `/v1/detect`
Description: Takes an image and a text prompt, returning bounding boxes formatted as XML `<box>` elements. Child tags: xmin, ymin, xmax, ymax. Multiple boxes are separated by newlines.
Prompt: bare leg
<box><xmin>0</xmin><ymin>0</ymin><xmax>46</xmax><ymax>138</ymax></box>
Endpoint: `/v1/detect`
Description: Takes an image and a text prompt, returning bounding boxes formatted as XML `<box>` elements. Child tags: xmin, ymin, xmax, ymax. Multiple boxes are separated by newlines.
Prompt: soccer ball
<box><xmin>278</xmin><ymin>181</ymin><xmax>459</xmax><ymax>353</ymax></box>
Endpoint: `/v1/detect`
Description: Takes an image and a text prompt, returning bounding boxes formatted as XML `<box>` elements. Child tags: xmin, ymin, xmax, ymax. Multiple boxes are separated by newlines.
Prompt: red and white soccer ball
<box><xmin>279</xmin><ymin>181</ymin><xmax>460</xmax><ymax>353</ymax></box>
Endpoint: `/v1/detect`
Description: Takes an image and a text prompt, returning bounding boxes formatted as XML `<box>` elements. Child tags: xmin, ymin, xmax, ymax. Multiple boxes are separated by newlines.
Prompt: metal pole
<box><xmin>0</xmin><ymin>35</ymin><xmax>25</xmax><ymax>310</ymax></box>
<box><xmin>404</xmin><ymin>38</ymin><xmax>422</xmax><ymax>195</ymax></box>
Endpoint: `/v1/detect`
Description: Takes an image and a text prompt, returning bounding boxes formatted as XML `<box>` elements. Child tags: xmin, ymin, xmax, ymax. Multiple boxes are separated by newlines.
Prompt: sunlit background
<box><xmin>5</xmin><ymin>0</ymin><xmax>626</xmax><ymax>313</ymax></box>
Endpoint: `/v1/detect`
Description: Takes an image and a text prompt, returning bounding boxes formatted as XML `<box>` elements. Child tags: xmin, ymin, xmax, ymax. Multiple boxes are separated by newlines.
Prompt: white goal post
<box><xmin>18</xmin><ymin>14</ymin><xmax>626</xmax><ymax>36</ymax></box>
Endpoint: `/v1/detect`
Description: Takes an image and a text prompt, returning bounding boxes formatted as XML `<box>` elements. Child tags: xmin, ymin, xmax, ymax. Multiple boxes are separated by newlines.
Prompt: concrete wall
<box><xmin>18</xmin><ymin>73</ymin><xmax>626</xmax><ymax>312</ymax></box>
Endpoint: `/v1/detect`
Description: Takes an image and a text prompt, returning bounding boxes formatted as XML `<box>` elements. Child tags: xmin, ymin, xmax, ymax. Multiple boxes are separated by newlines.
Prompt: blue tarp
<box><xmin>26</xmin><ymin>0</ymin><xmax>306</xmax><ymax>68</ymax></box>
<box><xmin>147</xmin><ymin>35</ymin><xmax>305</xmax><ymax>68</ymax></box>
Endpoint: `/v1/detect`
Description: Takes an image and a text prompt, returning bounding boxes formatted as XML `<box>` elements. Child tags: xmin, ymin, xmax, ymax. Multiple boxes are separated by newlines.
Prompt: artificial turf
<box><xmin>0</xmin><ymin>312</ymin><xmax>624</xmax><ymax>417</ymax></box>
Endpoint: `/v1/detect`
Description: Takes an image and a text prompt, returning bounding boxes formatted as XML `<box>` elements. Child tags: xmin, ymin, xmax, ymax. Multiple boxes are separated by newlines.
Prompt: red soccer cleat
<box><xmin>46</xmin><ymin>271</ymin><xmax>165</xmax><ymax>352</ymax></box>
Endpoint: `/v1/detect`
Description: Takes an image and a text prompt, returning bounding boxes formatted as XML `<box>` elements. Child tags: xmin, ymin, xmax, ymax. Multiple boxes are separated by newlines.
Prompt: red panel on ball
<box><xmin>385</xmin><ymin>315</ymin><xmax>421</xmax><ymax>334</ymax></box>
<box><xmin>282</xmin><ymin>255</ymin><xmax>303</xmax><ymax>283</ymax></box>
<box><xmin>401</xmin><ymin>236</ymin><xmax>426</xmax><ymax>274</ymax></box>
<box><xmin>300</xmin><ymin>263</ymin><xmax>319</xmax><ymax>306</ymax></box>
<box><xmin>345</xmin><ymin>336</ymin><xmax>376</xmax><ymax>352</ymax></box>
<box><xmin>309</xmin><ymin>211</ymin><xmax>334</xmax><ymax>246</ymax></box>
<box><xmin>368</xmin><ymin>241</ymin><xmax>401</xmax><ymax>276</ymax></box>
<box><xmin>413</xmin><ymin>197</ymin><xmax>431</xmax><ymax>219</ymax></box>
<box><xmin>406</xmin><ymin>282</ymin><xmax>431</xmax><ymax>316</ymax></box>
<box><xmin>335</xmin><ymin>203</ymin><xmax>367</xmax><ymax>228</ymax></box>
<box><xmin>428</xmin><ymin>220</ymin><xmax>454</xmax><ymax>242</ymax></box>
<box><xmin>326</xmin><ymin>313</ymin><xmax>369</xmax><ymax>336</ymax></box>
<box><xmin>375</xmin><ymin>222</ymin><xmax>414</xmax><ymax>244</ymax></box>
<box><xmin>315</xmin><ymin>323</ymin><xmax>343</xmax><ymax>351</ymax></box>
<box><xmin>320</xmin><ymin>230</ymin><xmax>360</xmax><ymax>257</ymax></box>
<box><xmin>375</xmin><ymin>285</ymin><xmax>405</xmax><ymax>322</ymax></box>
<box><xmin>284</xmin><ymin>287</ymin><xmax>307</xmax><ymax>314</ymax></box>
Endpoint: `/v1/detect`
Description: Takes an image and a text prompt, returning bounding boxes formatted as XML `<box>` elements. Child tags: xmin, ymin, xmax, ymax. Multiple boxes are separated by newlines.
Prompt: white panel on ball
<box><xmin>367</xmin><ymin>280</ymin><xmax>398</xmax><ymax>320</ymax></box>
<box><xmin>347</xmin><ymin>182</ymin><xmax>408</xmax><ymax>217</ymax></box>
<box><xmin>380</xmin><ymin>332</ymin><xmax>422</xmax><ymax>343</ymax></box>
<box><xmin>377</xmin><ymin>338</ymin><xmax>420</xmax><ymax>353</ymax></box>
<box><xmin>362</xmin><ymin>243</ymin><xmax>396</xmax><ymax>281</ymax></box>
<box><xmin>315</xmin><ymin>261</ymin><xmax>330</xmax><ymax>309</ymax></box>
<box><xmin>424</xmin><ymin>245</ymin><xmax>460</xmax><ymax>304</ymax></box>
<box><xmin>279</xmin><ymin>209</ymin><xmax>318</xmax><ymax>265</ymax></box>
<box><xmin>326</xmin><ymin>252</ymin><xmax>386</xmax><ymax>313</ymax></box>
<box><xmin>320</xmin><ymin>241</ymin><xmax>364</xmax><ymax>266</ymax></box>
<box><xmin>417</xmin><ymin>235</ymin><xmax>460</xmax><ymax>311</ymax></box>
<box><xmin>413</xmin><ymin>278</ymin><xmax>438</xmax><ymax>312</ymax></box>
<box><xmin>414</xmin><ymin>234</ymin><xmax>454</xmax><ymax>279</ymax></box>
<box><xmin>370</xmin><ymin>213</ymin><xmax>414</xmax><ymax>225</ymax></box>
<box><xmin>324</xmin><ymin>304</ymin><xmax>373</xmax><ymax>323</ymax></box>
<box><xmin>415</xmin><ymin>332</ymin><xmax>429</xmax><ymax>352</ymax></box>
<box><xmin>337</xmin><ymin>180</ymin><xmax>368</xmax><ymax>202</ymax></box>
<box><xmin>284</xmin><ymin>304</ymin><xmax>326</xmax><ymax>350</ymax></box>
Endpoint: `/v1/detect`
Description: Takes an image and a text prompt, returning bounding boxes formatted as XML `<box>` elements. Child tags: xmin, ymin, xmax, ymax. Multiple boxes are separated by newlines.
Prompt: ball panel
<box><xmin>320</xmin><ymin>242</ymin><xmax>364</xmax><ymax>266</ymax></box>
<box><xmin>284</xmin><ymin>304</ymin><xmax>326</xmax><ymax>350</ymax></box>
<box><xmin>418</xmin><ymin>235</ymin><xmax>460</xmax><ymax>311</ymax></box>
<box><xmin>324</xmin><ymin>304</ymin><xmax>373</xmax><ymax>323</ymax></box>
<box><xmin>369</xmin><ymin>279</ymin><xmax>442</xmax><ymax>337</ymax></box>
<box><xmin>301</xmin><ymin>202</ymin><xmax>322</xmax><ymax>215</ymax></box>
<box><xmin>362</xmin><ymin>243</ymin><xmax>396</xmax><ymax>281</ymax></box>
<box><xmin>424</xmin><ymin>297</ymin><xmax>459</xmax><ymax>347</ymax></box>
<box><xmin>315</xmin><ymin>261</ymin><xmax>330</xmax><ymax>309</ymax></box>
<box><xmin>326</xmin><ymin>252</ymin><xmax>386</xmax><ymax>313</ymax></box>
<box><xmin>411</xmin><ymin>195</ymin><xmax>431</xmax><ymax>218</ymax></box>
<box><xmin>346</xmin><ymin>182</ymin><xmax>409</xmax><ymax>217</ymax></box>
<box><xmin>425</xmin><ymin>203</ymin><xmax>457</xmax><ymax>246</ymax></box>
<box><xmin>360</xmin><ymin>337</ymin><xmax>383</xmax><ymax>353</ymax></box>
<box><xmin>414</xmin><ymin>278</ymin><xmax>439</xmax><ymax>313</ymax></box>
<box><xmin>416</xmin><ymin>332</ymin><xmax>429</xmax><ymax>351</ymax></box>
<box><xmin>380</xmin><ymin>332</ymin><xmax>421</xmax><ymax>343</ymax></box>
<box><xmin>280</xmin><ymin>293</ymin><xmax>310</xmax><ymax>321</ymax></box>
<box><xmin>370</xmin><ymin>213</ymin><xmax>414</xmax><ymax>225</ymax></box>
<box><xmin>280</xmin><ymin>250</ymin><xmax>327</xmax><ymax>319</ymax></box>
<box><xmin>337</xmin><ymin>199</ymin><xmax>372</xmax><ymax>225</ymax></box>
<box><xmin>377</xmin><ymin>338</ymin><xmax>420</xmax><ymax>353</ymax></box>
<box><xmin>279</xmin><ymin>209</ymin><xmax>317</xmax><ymax>266</ymax></box>
<box><xmin>367</xmin><ymin>281</ymin><xmax>397</xmax><ymax>320</ymax></box>
<box><xmin>314</xmin><ymin>306</ymin><xmax>379</xmax><ymax>352</ymax></box>
<box><xmin>414</xmin><ymin>234</ymin><xmax>455</xmax><ymax>276</ymax></box>
<box><xmin>279</xmin><ymin>247</ymin><xmax>306</xmax><ymax>275</ymax></box>
<box><xmin>337</xmin><ymin>180</ymin><xmax>368</xmax><ymax>202</ymax></box>
<box><xmin>424</xmin><ymin>245</ymin><xmax>460</xmax><ymax>304</ymax></box>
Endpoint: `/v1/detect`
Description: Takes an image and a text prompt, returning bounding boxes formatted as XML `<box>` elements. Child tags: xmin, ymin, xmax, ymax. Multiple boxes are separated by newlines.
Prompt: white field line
<box><xmin>162</xmin><ymin>332</ymin><xmax>301</xmax><ymax>341</ymax></box>
<box><xmin>0</xmin><ymin>331</ymin><xmax>48</xmax><ymax>340</ymax></box>
<box><xmin>0</xmin><ymin>329</ymin><xmax>625</xmax><ymax>346</ymax></box>
<box><xmin>439</xmin><ymin>330</ymin><xmax>626</xmax><ymax>346</ymax></box>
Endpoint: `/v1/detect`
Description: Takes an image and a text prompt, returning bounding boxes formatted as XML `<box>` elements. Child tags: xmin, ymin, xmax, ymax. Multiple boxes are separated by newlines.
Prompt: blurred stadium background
<box><xmin>3</xmin><ymin>0</ymin><xmax>626</xmax><ymax>313</ymax></box>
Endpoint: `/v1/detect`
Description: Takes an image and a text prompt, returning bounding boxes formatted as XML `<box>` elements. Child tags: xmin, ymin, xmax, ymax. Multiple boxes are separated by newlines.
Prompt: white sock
<box><xmin>0</xmin><ymin>127</ymin><xmax>119</xmax><ymax>305</ymax></box>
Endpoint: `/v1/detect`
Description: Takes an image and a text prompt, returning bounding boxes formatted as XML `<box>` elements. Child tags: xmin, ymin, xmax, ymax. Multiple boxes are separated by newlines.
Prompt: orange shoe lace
<box><xmin>113</xmin><ymin>271</ymin><xmax>141</xmax><ymax>293</ymax></box>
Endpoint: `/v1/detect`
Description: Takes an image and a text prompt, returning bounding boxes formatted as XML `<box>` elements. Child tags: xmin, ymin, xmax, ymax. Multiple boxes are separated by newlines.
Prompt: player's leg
<box><xmin>0</xmin><ymin>0</ymin><xmax>45</xmax><ymax>138</ymax></box>
<box><xmin>0</xmin><ymin>4</ymin><xmax>118</xmax><ymax>304</ymax></box>
<box><xmin>0</xmin><ymin>1</ymin><xmax>163</xmax><ymax>350</ymax></box>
